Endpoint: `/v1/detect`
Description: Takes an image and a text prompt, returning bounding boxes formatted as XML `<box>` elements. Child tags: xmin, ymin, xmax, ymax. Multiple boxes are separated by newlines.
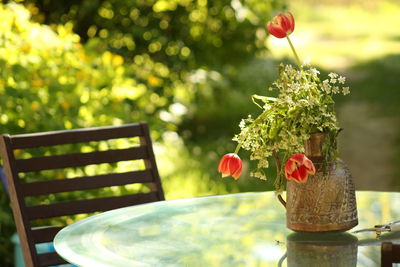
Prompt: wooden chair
<box><xmin>0</xmin><ymin>123</ymin><xmax>165</xmax><ymax>267</ymax></box>
<box><xmin>381</xmin><ymin>242</ymin><xmax>400</xmax><ymax>267</ymax></box>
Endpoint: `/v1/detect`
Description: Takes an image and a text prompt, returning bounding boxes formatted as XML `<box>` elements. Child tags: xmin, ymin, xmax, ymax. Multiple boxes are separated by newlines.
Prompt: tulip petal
<box><xmin>285</xmin><ymin>159</ymin><xmax>297</xmax><ymax>180</ymax></box>
<box><xmin>290</xmin><ymin>169</ymin><xmax>301</xmax><ymax>182</ymax></box>
<box><xmin>218</xmin><ymin>155</ymin><xmax>228</xmax><ymax>173</ymax></box>
<box><xmin>218</xmin><ymin>153</ymin><xmax>242</xmax><ymax>180</ymax></box>
<box><xmin>290</xmin><ymin>153</ymin><xmax>305</xmax><ymax>164</ymax></box>
<box><xmin>304</xmin><ymin>158</ymin><xmax>316</xmax><ymax>174</ymax></box>
<box><xmin>267</xmin><ymin>12</ymin><xmax>295</xmax><ymax>38</ymax></box>
<box><xmin>285</xmin><ymin>172</ymin><xmax>293</xmax><ymax>181</ymax></box>
<box><xmin>297</xmin><ymin>165</ymin><xmax>308</xmax><ymax>183</ymax></box>
<box><xmin>228</xmin><ymin>157</ymin><xmax>239</xmax><ymax>175</ymax></box>
<box><xmin>232</xmin><ymin>162</ymin><xmax>242</xmax><ymax>180</ymax></box>
<box><xmin>267</xmin><ymin>22</ymin><xmax>287</xmax><ymax>38</ymax></box>
<box><xmin>285</xmin><ymin>167</ymin><xmax>293</xmax><ymax>181</ymax></box>
<box><xmin>285</xmin><ymin>159</ymin><xmax>296</xmax><ymax>172</ymax></box>
<box><xmin>286</xmin><ymin>12</ymin><xmax>295</xmax><ymax>33</ymax></box>
<box><xmin>279</xmin><ymin>14</ymin><xmax>291</xmax><ymax>33</ymax></box>
<box><xmin>284</xmin><ymin>153</ymin><xmax>313</xmax><ymax>184</ymax></box>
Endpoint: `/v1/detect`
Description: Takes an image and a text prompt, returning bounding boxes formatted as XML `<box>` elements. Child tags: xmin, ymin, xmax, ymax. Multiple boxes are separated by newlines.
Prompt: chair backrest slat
<box><xmin>0</xmin><ymin>122</ymin><xmax>165</xmax><ymax>267</ymax></box>
<box><xmin>31</xmin><ymin>226</ymin><xmax>64</xmax><ymax>244</ymax></box>
<box><xmin>11</xmin><ymin>124</ymin><xmax>144</xmax><ymax>149</ymax></box>
<box><xmin>21</xmin><ymin>170</ymin><xmax>153</xmax><ymax>196</ymax></box>
<box><xmin>16</xmin><ymin>147</ymin><xmax>148</xmax><ymax>172</ymax></box>
<box><xmin>26</xmin><ymin>192</ymin><xmax>159</xmax><ymax>220</ymax></box>
<box><xmin>37</xmin><ymin>252</ymin><xmax>67</xmax><ymax>267</ymax></box>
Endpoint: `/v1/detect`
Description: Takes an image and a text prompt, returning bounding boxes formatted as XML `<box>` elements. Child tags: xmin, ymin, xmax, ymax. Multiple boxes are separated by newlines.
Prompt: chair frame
<box><xmin>0</xmin><ymin>122</ymin><xmax>164</xmax><ymax>267</ymax></box>
<box><xmin>381</xmin><ymin>241</ymin><xmax>400</xmax><ymax>267</ymax></box>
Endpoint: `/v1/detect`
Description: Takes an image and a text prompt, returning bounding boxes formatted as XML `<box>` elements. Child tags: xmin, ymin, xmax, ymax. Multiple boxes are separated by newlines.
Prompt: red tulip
<box><xmin>284</xmin><ymin>153</ymin><xmax>315</xmax><ymax>183</ymax></box>
<box><xmin>218</xmin><ymin>153</ymin><xmax>243</xmax><ymax>180</ymax></box>
<box><xmin>267</xmin><ymin>12</ymin><xmax>295</xmax><ymax>39</ymax></box>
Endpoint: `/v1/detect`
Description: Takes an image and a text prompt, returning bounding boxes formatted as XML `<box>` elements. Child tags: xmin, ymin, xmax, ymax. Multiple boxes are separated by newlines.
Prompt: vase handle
<box><xmin>277</xmin><ymin>194</ymin><xmax>286</xmax><ymax>208</ymax></box>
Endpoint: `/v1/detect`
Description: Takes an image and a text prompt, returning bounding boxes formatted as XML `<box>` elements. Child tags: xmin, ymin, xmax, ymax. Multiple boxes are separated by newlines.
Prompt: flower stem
<box><xmin>234</xmin><ymin>144</ymin><xmax>241</xmax><ymax>154</ymax></box>
<box><xmin>272</xmin><ymin>148</ymin><xmax>282</xmax><ymax>191</ymax></box>
<box><xmin>286</xmin><ymin>36</ymin><xmax>301</xmax><ymax>67</ymax></box>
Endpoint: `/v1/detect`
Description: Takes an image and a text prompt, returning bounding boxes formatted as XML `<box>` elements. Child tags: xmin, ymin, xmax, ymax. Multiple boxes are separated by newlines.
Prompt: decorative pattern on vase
<box><xmin>286</xmin><ymin>159</ymin><xmax>358</xmax><ymax>232</ymax></box>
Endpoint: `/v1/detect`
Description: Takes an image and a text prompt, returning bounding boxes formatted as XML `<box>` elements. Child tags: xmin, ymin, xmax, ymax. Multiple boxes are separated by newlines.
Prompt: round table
<box><xmin>54</xmin><ymin>191</ymin><xmax>400</xmax><ymax>266</ymax></box>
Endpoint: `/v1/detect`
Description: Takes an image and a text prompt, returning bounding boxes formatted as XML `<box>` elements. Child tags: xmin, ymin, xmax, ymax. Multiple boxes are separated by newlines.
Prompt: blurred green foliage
<box><xmin>0</xmin><ymin>1</ymin><xmax>285</xmax><ymax>265</ymax></box>
<box><xmin>21</xmin><ymin>0</ymin><xmax>282</xmax><ymax>68</ymax></box>
<box><xmin>0</xmin><ymin>3</ymin><xmax>181</xmax><ymax>135</ymax></box>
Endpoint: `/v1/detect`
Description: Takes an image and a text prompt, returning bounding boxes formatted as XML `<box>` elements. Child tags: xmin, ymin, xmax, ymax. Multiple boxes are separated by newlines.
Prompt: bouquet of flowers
<box><xmin>218</xmin><ymin>12</ymin><xmax>350</xmax><ymax>194</ymax></box>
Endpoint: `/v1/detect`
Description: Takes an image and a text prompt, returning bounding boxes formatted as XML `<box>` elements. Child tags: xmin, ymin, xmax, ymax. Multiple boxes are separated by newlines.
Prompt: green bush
<box><xmin>0</xmin><ymin>3</ymin><xmax>183</xmax><ymax>265</ymax></box>
<box><xmin>0</xmin><ymin>3</ymin><xmax>179</xmax><ymax>134</ymax></box>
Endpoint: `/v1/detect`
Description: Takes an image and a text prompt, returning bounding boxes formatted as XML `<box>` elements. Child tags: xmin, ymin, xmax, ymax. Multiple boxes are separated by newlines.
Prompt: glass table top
<box><xmin>54</xmin><ymin>191</ymin><xmax>400</xmax><ymax>267</ymax></box>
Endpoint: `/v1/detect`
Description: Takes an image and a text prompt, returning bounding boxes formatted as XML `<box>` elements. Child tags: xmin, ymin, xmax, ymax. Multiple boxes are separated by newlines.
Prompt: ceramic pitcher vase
<box><xmin>285</xmin><ymin>132</ymin><xmax>358</xmax><ymax>232</ymax></box>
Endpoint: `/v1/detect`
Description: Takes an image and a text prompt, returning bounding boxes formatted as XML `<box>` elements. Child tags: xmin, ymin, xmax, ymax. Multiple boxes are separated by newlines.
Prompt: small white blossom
<box><xmin>338</xmin><ymin>76</ymin><xmax>346</xmax><ymax>84</ymax></box>
<box><xmin>332</xmin><ymin>86</ymin><xmax>340</xmax><ymax>94</ymax></box>
<box><xmin>328</xmin><ymin>72</ymin><xmax>338</xmax><ymax>79</ymax></box>
<box><xmin>342</xmin><ymin>86</ymin><xmax>350</xmax><ymax>95</ymax></box>
<box><xmin>322</xmin><ymin>80</ymin><xmax>331</xmax><ymax>93</ymax></box>
<box><xmin>310</xmin><ymin>68</ymin><xmax>320</xmax><ymax>76</ymax></box>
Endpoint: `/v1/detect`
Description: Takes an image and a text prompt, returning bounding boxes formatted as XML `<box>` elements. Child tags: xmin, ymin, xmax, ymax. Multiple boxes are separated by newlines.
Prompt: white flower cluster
<box><xmin>322</xmin><ymin>72</ymin><xmax>350</xmax><ymax>95</ymax></box>
<box><xmin>234</xmin><ymin>64</ymin><xmax>349</xmax><ymax>180</ymax></box>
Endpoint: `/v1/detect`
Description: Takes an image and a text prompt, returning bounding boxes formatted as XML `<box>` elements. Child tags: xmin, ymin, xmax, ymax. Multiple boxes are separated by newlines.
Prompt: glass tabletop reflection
<box><xmin>54</xmin><ymin>191</ymin><xmax>400</xmax><ymax>267</ymax></box>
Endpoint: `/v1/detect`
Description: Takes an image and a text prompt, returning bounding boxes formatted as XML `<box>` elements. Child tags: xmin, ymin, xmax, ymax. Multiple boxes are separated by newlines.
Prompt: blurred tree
<box><xmin>13</xmin><ymin>0</ymin><xmax>287</xmax><ymax>140</ymax></box>
<box><xmin>20</xmin><ymin>0</ymin><xmax>285</xmax><ymax>70</ymax></box>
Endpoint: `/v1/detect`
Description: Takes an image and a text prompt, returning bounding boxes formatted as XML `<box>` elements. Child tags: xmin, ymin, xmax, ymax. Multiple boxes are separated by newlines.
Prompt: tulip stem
<box><xmin>272</xmin><ymin>148</ymin><xmax>283</xmax><ymax>192</ymax></box>
<box><xmin>286</xmin><ymin>36</ymin><xmax>301</xmax><ymax>67</ymax></box>
<box><xmin>234</xmin><ymin>144</ymin><xmax>241</xmax><ymax>154</ymax></box>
